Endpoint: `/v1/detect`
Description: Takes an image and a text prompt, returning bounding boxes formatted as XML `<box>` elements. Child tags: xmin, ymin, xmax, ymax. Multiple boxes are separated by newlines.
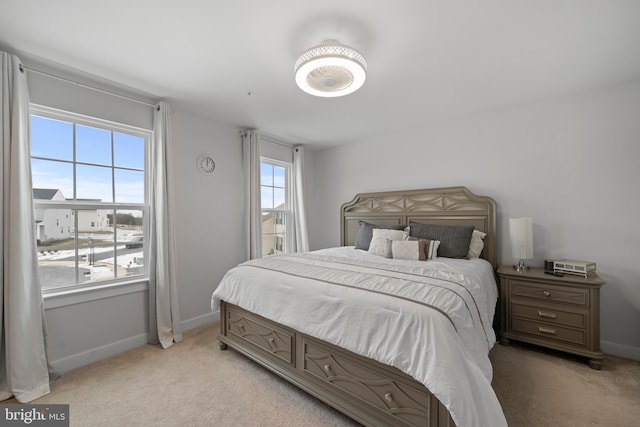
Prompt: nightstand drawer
<box><xmin>510</xmin><ymin>280</ymin><xmax>589</xmax><ymax>307</ymax></box>
<box><xmin>511</xmin><ymin>318</ymin><xmax>587</xmax><ymax>346</ymax></box>
<box><xmin>510</xmin><ymin>300</ymin><xmax>588</xmax><ymax>329</ymax></box>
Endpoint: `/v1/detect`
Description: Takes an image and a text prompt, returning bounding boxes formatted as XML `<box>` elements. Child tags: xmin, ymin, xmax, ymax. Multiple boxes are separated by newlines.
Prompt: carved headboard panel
<box><xmin>340</xmin><ymin>186</ymin><xmax>497</xmax><ymax>268</ymax></box>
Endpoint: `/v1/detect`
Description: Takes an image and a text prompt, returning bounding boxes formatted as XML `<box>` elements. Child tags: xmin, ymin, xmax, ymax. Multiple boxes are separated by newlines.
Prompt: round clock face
<box><xmin>197</xmin><ymin>155</ymin><xmax>215</xmax><ymax>175</ymax></box>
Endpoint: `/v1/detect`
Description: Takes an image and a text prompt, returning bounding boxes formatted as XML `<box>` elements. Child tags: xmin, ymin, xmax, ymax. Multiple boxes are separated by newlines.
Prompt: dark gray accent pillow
<box><xmin>409</xmin><ymin>222</ymin><xmax>474</xmax><ymax>258</ymax></box>
<box><xmin>354</xmin><ymin>221</ymin><xmax>405</xmax><ymax>250</ymax></box>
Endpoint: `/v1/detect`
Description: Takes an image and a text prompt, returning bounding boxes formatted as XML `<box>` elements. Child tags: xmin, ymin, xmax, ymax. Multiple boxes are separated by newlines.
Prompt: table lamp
<box><xmin>509</xmin><ymin>217</ymin><xmax>533</xmax><ymax>272</ymax></box>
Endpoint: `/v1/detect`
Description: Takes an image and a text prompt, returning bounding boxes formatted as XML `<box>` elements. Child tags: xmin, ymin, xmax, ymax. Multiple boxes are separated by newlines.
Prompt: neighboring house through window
<box><xmin>30</xmin><ymin>105</ymin><xmax>150</xmax><ymax>292</ymax></box>
<box><xmin>260</xmin><ymin>159</ymin><xmax>291</xmax><ymax>256</ymax></box>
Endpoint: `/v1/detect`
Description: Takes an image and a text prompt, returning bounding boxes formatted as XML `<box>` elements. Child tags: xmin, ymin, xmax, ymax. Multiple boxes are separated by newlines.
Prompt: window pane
<box><xmin>114</xmin><ymin>133</ymin><xmax>144</xmax><ymax>169</ymax></box>
<box><xmin>79</xmin><ymin>217</ymin><xmax>115</xmax><ymax>283</ymax></box>
<box><xmin>36</xmin><ymin>207</ymin><xmax>76</xmax><ymax>290</ymax></box>
<box><xmin>273</xmin><ymin>188</ymin><xmax>285</xmax><ymax>208</ymax></box>
<box><xmin>262</xmin><ymin>212</ymin><xmax>274</xmax><ymax>234</ymax></box>
<box><xmin>260</xmin><ymin>163</ymin><xmax>273</xmax><ymax>186</ymax></box>
<box><xmin>76</xmin><ymin>124</ymin><xmax>112</xmax><ymax>165</ymax></box>
<box><xmin>261</xmin><ymin>233</ymin><xmax>275</xmax><ymax>257</ymax></box>
<box><xmin>274</xmin><ymin>233</ymin><xmax>285</xmax><ymax>254</ymax></box>
<box><xmin>35</xmin><ymin>207</ymin><xmax>73</xmax><ymax>244</ymax></box>
<box><xmin>76</xmin><ymin>164</ymin><xmax>113</xmax><ymax>202</ymax></box>
<box><xmin>113</xmin><ymin>210</ymin><xmax>144</xmax><ymax>246</ymax></box>
<box><xmin>273</xmin><ymin>166</ymin><xmax>285</xmax><ymax>188</ymax></box>
<box><xmin>31</xmin><ymin>159</ymin><xmax>74</xmax><ymax>199</ymax></box>
<box><xmin>275</xmin><ymin>211</ymin><xmax>287</xmax><ymax>227</ymax></box>
<box><xmin>261</xmin><ymin>186</ymin><xmax>273</xmax><ymax>209</ymax></box>
<box><xmin>262</xmin><ymin>233</ymin><xmax>282</xmax><ymax>256</ymax></box>
<box><xmin>30</xmin><ymin>115</ymin><xmax>73</xmax><ymax>161</ymax></box>
<box><xmin>76</xmin><ymin>208</ymin><xmax>109</xmax><ymax>232</ymax></box>
<box><xmin>115</xmin><ymin>209</ymin><xmax>144</xmax><ymax>279</ymax></box>
<box><xmin>114</xmin><ymin>169</ymin><xmax>144</xmax><ymax>203</ymax></box>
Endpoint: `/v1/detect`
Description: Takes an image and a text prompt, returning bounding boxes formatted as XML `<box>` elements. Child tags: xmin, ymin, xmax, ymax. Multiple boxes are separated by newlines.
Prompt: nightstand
<box><xmin>497</xmin><ymin>265</ymin><xmax>605</xmax><ymax>369</ymax></box>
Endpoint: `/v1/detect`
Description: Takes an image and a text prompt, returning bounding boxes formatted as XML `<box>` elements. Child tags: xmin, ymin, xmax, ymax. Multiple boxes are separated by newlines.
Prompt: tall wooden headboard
<box><xmin>340</xmin><ymin>186</ymin><xmax>497</xmax><ymax>268</ymax></box>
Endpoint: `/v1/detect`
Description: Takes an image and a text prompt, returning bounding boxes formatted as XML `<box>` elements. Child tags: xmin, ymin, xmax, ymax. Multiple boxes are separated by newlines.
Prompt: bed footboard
<box><xmin>218</xmin><ymin>301</ymin><xmax>456</xmax><ymax>427</ymax></box>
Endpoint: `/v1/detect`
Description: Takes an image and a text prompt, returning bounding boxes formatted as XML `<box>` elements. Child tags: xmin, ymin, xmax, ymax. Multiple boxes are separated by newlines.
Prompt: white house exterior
<box><xmin>33</xmin><ymin>189</ymin><xmax>109</xmax><ymax>243</ymax></box>
<box><xmin>76</xmin><ymin>207</ymin><xmax>110</xmax><ymax>232</ymax></box>
<box><xmin>261</xmin><ymin>206</ymin><xmax>287</xmax><ymax>257</ymax></box>
<box><xmin>33</xmin><ymin>188</ymin><xmax>73</xmax><ymax>243</ymax></box>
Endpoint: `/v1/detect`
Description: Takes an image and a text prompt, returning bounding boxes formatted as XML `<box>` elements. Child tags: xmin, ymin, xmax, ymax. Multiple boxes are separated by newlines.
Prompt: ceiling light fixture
<box><xmin>294</xmin><ymin>40</ymin><xmax>367</xmax><ymax>97</ymax></box>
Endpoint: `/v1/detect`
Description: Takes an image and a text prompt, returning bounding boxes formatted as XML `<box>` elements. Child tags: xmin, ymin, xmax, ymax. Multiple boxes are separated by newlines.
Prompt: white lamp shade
<box><xmin>509</xmin><ymin>217</ymin><xmax>534</xmax><ymax>260</ymax></box>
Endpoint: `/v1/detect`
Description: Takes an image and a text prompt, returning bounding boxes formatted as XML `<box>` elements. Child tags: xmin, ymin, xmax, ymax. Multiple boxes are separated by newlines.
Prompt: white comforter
<box><xmin>211</xmin><ymin>247</ymin><xmax>507</xmax><ymax>427</ymax></box>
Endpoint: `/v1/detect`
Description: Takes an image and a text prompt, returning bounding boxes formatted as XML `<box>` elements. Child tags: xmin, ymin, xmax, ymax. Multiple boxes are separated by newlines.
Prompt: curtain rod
<box><xmin>254</xmin><ymin>131</ymin><xmax>298</xmax><ymax>149</ymax></box>
<box><xmin>20</xmin><ymin>64</ymin><xmax>159</xmax><ymax>110</ymax></box>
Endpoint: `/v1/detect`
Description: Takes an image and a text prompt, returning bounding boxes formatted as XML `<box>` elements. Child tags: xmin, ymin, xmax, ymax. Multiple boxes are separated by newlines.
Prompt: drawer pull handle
<box><xmin>538</xmin><ymin>326</ymin><xmax>557</xmax><ymax>335</ymax></box>
<box><xmin>537</xmin><ymin>310</ymin><xmax>557</xmax><ymax>319</ymax></box>
<box><xmin>238</xmin><ymin>324</ymin><xmax>245</xmax><ymax>331</ymax></box>
<box><xmin>323</xmin><ymin>364</ymin><xmax>332</xmax><ymax>374</ymax></box>
<box><xmin>542</xmin><ymin>290</ymin><xmax>551</xmax><ymax>297</ymax></box>
<box><xmin>384</xmin><ymin>393</ymin><xmax>393</xmax><ymax>403</ymax></box>
<box><xmin>268</xmin><ymin>337</ymin><xmax>274</xmax><ymax>342</ymax></box>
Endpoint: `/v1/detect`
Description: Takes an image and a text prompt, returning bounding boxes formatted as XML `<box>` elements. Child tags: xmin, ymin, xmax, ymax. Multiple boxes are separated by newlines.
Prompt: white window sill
<box><xmin>43</xmin><ymin>279</ymin><xmax>149</xmax><ymax>309</ymax></box>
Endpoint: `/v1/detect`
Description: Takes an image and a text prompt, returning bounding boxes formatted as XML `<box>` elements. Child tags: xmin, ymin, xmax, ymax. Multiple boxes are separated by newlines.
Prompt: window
<box><xmin>260</xmin><ymin>159</ymin><xmax>291</xmax><ymax>256</ymax></box>
<box><xmin>30</xmin><ymin>105</ymin><xmax>150</xmax><ymax>292</ymax></box>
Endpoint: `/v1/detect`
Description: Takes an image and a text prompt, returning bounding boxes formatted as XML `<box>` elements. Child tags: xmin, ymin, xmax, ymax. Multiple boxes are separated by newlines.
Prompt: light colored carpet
<box><xmin>4</xmin><ymin>322</ymin><xmax>639</xmax><ymax>426</ymax></box>
<box><xmin>489</xmin><ymin>341</ymin><xmax>640</xmax><ymax>427</ymax></box>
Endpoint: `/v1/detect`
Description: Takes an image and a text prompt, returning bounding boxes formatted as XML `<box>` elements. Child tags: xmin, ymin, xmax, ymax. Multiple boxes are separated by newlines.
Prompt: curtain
<box><xmin>241</xmin><ymin>130</ymin><xmax>262</xmax><ymax>260</ymax></box>
<box><xmin>291</xmin><ymin>146</ymin><xmax>309</xmax><ymax>252</ymax></box>
<box><xmin>0</xmin><ymin>51</ymin><xmax>50</xmax><ymax>402</ymax></box>
<box><xmin>148</xmin><ymin>101</ymin><xmax>182</xmax><ymax>349</ymax></box>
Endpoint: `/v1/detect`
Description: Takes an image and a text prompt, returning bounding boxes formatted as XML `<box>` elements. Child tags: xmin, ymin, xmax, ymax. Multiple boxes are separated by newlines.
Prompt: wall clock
<box><xmin>196</xmin><ymin>155</ymin><xmax>216</xmax><ymax>175</ymax></box>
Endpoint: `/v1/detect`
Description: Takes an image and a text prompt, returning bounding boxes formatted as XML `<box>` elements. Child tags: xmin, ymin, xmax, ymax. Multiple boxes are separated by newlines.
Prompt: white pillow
<box><xmin>368</xmin><ymin>228</ymin><xmax>407</xmax><ymax>257</ymax></box>
<box><xmin>385</xmin><ymin>239</ymin><xmax>426</xmax><ymax>260</ymax></box>
<box><xmin>406</xmin><ymin>236</ymin><xmax>440</xmax><ymax>259</ymax></box>
<box><xmin>468</xmin><ymin>230</ymin><xmax>487</xmax><ymax>258</ymax></box>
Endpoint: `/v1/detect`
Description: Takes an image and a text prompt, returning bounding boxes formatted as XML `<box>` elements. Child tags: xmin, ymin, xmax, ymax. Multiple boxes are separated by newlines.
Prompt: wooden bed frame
<box><xmin>218</xmin><ymin>186</ymin><xmax>497</xmax><ymax>427</ymax></box>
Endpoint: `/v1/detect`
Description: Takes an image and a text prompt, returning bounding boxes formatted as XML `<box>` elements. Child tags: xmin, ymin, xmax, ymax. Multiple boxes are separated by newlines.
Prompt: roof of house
<box><xmin>32</xmin><ymin>189</ymin><xmax>103</xmax><ymax>203</ymax></box>
<box><xmin>32</xmin><ymin>188</ymin><xmax>60</xmax><ymax>200</ymax></box>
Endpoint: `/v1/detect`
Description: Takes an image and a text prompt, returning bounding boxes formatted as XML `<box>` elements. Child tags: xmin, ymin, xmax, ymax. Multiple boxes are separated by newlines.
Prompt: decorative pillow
<box><xmin>409</xmin><ymin>222</ymin><xmax>474</xmax><ymax>259</ymax></box>
<box><xmin>369</xmin><ymin>228</ymin><xmax>407</xmax><ymax>257</ymax></box>
<box><xmin>385</xmin><ymin>239</ymin><xmax>426</xmax><ymax>261</ymax></box>
<box><xmin>354</xmin><ymin>221</ymin><xmax>405</xmax><ymax>250</ymax></box>
<box><xmin>406</xmin><ymin>236</ymin><xmax>440</xmax><ymax>260</ymax></box>
<box><xmin>468</xmin><ymin>230</ymin><xmax>487</xmax><ymax>258</ymax></box>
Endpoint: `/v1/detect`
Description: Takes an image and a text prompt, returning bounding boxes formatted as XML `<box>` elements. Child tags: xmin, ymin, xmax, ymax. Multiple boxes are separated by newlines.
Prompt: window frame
<box><xmin>260</xmin><ymin>157</ymin><xmax>292</xmax><ymax>256</ymax></box>
<box><xmin>30</xmin><ymin>104</ymin><xmax>151</xmax><ymax>296</ymax></box>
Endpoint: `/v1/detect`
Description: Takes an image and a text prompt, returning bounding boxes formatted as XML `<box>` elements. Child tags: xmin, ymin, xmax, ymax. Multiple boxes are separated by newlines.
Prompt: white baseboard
<box><xmin>49</xmin><ymin>333</ymin><xmax>149</xmax><ymax>374</ymax></box>
<box><xmin>601</xmin><ymin>340</ymin><xmax>640</xmax><ymax>361</ymax></box>
<box><xmin>181</xmin><ymin>310</ymin><xmax>219</xmax><ymax>331</ymax></box>
<box><xmin>49</xmin><ymin>311</ymin><xmax>222</xmax><ymax>374</ymax></box>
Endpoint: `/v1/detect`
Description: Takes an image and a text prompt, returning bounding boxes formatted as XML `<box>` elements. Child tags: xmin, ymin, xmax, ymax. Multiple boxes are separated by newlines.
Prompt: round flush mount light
<box><xmin>294</xmin><ymin>40</ymin><xmax>367</xmax><ymax>97</ymax></box>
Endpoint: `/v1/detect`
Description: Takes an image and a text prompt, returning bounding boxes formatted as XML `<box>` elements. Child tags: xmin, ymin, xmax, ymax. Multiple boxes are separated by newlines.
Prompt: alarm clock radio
<box><xmin>553</xmin><ymin>259</ymin><xmax>596</xmax><ymax>278</ymax></box>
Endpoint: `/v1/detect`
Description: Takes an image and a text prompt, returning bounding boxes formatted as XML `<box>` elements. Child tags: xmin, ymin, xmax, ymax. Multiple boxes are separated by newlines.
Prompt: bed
<box><xmin>211</xmin><ymin>186</ymin><xmax>506</xmax><ymax>427</ymax></box>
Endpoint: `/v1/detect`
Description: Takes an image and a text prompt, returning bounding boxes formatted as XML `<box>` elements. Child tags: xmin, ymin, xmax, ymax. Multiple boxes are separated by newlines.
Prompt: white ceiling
<box><xmin>2</xmin><ymin>1</ymin><xmax>640</xmax><ymax>148</ymax></box>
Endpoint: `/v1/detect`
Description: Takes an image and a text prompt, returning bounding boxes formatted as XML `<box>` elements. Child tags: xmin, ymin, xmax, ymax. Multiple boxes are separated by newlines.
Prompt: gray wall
<box><xmin>306</xmin><ymin>80</ymin><xmax>640</xmax><ymax>360</ymax></box>
<box><xmin>25</xmin><ymin>57</ymin><xmax>245</xmax><ymax>372</ymax></box>
<box><xmin>170</xmin><ymin>108</ymin><xmax>245</xmax><ymax>324</ymax></box>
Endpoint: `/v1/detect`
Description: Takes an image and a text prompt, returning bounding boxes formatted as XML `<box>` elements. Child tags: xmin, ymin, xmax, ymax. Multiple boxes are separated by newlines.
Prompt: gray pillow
<box><xmin>354</xmin><ymin>221</ymin><xmax>405</xmax><ymax>250</ymax></box>
<box><xmin>409</xmin><ymin>222</ymin><xmax>474</xmax><ymax>258</ymax></box>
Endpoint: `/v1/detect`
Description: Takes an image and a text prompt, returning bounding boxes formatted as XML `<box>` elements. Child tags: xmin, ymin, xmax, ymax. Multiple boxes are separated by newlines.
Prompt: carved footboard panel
<box><xmin>219</xmin><ymin>301</ymin><xmax>456</xmax><ymax>427</ymax></box>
